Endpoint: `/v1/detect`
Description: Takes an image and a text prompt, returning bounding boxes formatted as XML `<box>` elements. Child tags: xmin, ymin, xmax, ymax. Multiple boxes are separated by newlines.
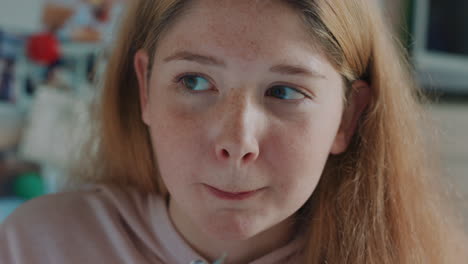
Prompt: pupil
<box><xmin>185</xmin><ymin>77</ymin><xmax>197</xmax><ymax>89</ymax></box>
<box><xmin>274</xmin><ymin>87</ymin><xmax>286</xmax><ymax>97</ymax></box>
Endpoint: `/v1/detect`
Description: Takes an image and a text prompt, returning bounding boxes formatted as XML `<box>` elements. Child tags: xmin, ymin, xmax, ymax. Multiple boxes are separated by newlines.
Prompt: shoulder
<box><xmin>1</xmin><ymin>184</ymin><xmax>150</xmax><ymax>230</ymax></box>
<box><xmin>0</xmin><ymin>188</ymin><xmax>113</xmax><ymax>241</ymax></box>
<box><xmin>0</xmin><ymin>184</ymin><xmax>168</xmax><ymax>239</ymax></box>
<box><xmin>0</xmin><ymin>189</ymin><xmax>106</xmax><ymax>263</ymax></box>
<box><xmin>3</xmin><ymin>188</ymin><xmax>103</xmax><ymax>224</ymax></box>
<box><xmin>0</xmin><ymin>185</ymin><xmax>162</xmax><ymax>263</ymax></box>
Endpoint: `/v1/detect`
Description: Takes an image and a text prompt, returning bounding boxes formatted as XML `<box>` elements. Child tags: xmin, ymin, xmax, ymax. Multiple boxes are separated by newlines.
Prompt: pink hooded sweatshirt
<box><xmin>0</xmin><ymin>185</ymin><xmax>303</xmax><ymax>264</ymax></box>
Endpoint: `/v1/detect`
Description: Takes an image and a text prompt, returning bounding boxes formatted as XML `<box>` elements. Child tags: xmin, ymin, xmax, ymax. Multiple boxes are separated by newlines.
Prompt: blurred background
<box><xmin>0</xmin><ymin>0</ymin><xmax>466</xmax><ymax>227</ymax></box>
<box><xmin>0</xmin><ymin>0</ymin><xmax>125</xmax><ymax>221</ymax></box>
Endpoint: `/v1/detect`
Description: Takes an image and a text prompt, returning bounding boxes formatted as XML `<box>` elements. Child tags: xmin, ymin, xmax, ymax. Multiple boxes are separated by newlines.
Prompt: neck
<box><xmin>168</xmin><ymin>199</ymin><xmax>296</xmax><ymax>264</ymax></box>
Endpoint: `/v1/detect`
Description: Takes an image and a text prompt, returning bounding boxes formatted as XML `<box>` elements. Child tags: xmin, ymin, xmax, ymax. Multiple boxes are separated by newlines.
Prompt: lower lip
<box><xmin>204</xmin><ymin>185</ymin><xmax>262</xmax><ymax>201</ymax></box>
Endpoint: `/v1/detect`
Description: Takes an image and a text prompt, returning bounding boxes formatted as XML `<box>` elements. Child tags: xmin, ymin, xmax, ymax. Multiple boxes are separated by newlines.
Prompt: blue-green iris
<box><xmin>268</xmin><ymin>85</ymin><xmax>304</xmax><ymax>100</ymax></box>
<box><xmin>182</xmin><ymin>75</ymin><xmax>211</xmax><ymax>91</ymax></box>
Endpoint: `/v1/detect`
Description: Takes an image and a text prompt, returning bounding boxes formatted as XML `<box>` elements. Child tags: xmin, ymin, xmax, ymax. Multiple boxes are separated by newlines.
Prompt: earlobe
<box><xmin>330</xmin><ymin>80</ymin><xmax>371</xmax><ymax>155</ymax></box>
<box><xmin>134</xmin><ymin>50</ymin><xmax>151</xmax><ymax>126</ymax></box>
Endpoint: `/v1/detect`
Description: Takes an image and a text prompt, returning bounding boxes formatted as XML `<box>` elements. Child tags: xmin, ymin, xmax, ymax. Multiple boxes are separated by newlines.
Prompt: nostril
<box><xmin>216</xmin><ymin>147</ymin><xmax>258</xmax><ymax>163</ymax></box>
<box><xmin>243</xmin><ymin>152</ymin><xmax>258</xmax><ymax>163</ymax></box>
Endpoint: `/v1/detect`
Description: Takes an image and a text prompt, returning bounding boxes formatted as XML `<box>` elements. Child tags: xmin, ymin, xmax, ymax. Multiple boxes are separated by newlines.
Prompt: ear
<box><xmin>134</xmin><ymin>50</ymin><xmax>151</xmax><ymax>126</ymax></box>
<box><xmin>330</xmin><ymin>80</ymin><xmax>371</xmax><ymax>155</ymax></box>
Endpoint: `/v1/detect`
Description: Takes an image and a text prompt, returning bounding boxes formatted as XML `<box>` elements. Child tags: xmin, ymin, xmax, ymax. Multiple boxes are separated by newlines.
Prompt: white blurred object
<box><xmin>18</xmin><ymin>86</ymin><xmax>91</xmax><ymax>169</ymax></box>
<box><xmin>17</xmin><ymin>85</ymin><xmax>93</xmax><ymax>193</ymax></box>
<box><xmin>0</xmin><ymin>0</ymin><xmax>45</xmax><ymax>33</ymax></box>
<box><xmin>41</xmin><ymin>163</ymin><xmax>63</xmax><ymax>194</ymax></box>
<box><xmin>0</xmin><ymin>103</ymin><xmax>25</xmax><ymax>150</ymax></box>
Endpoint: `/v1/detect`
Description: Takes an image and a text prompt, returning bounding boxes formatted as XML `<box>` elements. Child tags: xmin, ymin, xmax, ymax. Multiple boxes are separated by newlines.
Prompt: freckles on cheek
<box><xmin>266</xmin><ymin>129</ymin><xmax>314</xmax><ymax>170</ymax></box>
<box><xmin>266</xmin><ymin>126</ymin><xmax>327</xmax><ymax>194</ymax></box>
<box><xmin>150</xmin><ymin>104</ymin><xmax>207</xmax><ymax>160</ymax></box>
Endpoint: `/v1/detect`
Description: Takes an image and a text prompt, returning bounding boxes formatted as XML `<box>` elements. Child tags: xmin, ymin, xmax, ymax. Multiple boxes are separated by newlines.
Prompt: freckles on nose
<box><xmin>223</xmin><ymin>88</ymin><xmax>256</xmax><ymax>119</ymax></box>
<box><xmin>211</xmin><ymin>91</ymin><xmax>262</xmax><ymax>164</ymax></box>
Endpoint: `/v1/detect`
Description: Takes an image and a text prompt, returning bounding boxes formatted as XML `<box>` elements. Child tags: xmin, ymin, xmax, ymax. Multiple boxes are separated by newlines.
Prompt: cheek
<box><xmin>267</xmin><ymin>138</ymin><xmax>322</xmax><ymax>197</ymax></box>
<box><xmin>264</xmin><ymin>114</ymin><xmax>342</xmax><ymax>202</ymax></box>
<box><xmin>147</xmin><ymin>102</ymin><xmax>207</xmax><ymax>187</ymax></box>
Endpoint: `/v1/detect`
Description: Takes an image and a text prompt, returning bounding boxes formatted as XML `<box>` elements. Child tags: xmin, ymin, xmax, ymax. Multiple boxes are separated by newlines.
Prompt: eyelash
<box><xmin>171</xmin><ymin>72</ymin><xmax>312</xmax><ymax>101</ymax></box>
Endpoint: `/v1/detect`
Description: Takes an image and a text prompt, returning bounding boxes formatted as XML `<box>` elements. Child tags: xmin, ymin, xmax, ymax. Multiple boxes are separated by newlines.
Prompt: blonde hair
<box><xmin>73</xmin><ymin>0</ymin><xmax>467</xmax><ymax>262</ymax></box>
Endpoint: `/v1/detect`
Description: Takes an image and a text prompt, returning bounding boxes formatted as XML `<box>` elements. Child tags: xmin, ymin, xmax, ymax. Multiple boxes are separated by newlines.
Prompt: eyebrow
<box><xmin>163</xmin><ymin>51</ymin><xmax>226</xmax><ymax>67</ymax></box>
<box><xmin>269</xmin><ymin>64</ymin><xmax>326</xmax><ymax>79</ymax></box>
<box><xmin>163</xmin><ymin>51</ymin><xmax>326</xmax><ymax>79</ymax></box>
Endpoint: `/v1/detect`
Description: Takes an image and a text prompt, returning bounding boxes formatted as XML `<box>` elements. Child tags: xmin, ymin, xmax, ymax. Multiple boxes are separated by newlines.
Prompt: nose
<box><xmin>213</xmin><ymin>95</ymin><xmax>261</xmax><ymax>167</ymax></box>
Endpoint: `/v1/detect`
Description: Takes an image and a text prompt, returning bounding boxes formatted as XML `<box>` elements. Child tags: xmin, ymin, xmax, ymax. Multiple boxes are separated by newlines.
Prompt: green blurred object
<box><xmin>13</xmin><ymin>172</ymin><xmax>45</xmax><ymax>200</ymax></box>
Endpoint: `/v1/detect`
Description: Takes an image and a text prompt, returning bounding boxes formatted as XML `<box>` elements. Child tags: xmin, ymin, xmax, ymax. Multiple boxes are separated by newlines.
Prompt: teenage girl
<box><xmin>1</xmin><ymin>0</ymin><xmax>466</xmax><ymax>263</ymax></box>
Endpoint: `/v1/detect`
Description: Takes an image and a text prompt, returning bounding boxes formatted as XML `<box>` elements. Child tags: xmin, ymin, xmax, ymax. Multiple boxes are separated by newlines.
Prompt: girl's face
<box><xmin>136</xmin><ymin>0</ymin><xmax>357</xmax><ymax>242</ymax></box>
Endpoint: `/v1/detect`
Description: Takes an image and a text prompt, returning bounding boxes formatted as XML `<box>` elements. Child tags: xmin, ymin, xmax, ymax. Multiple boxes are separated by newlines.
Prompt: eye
<box><xmin>266</xmin><ymin>85</ymin><xmax>306</xmax><ymax>100</ymax></box>
<box><xmin>179</xmin><ymin>74</ymin><xmax>212</xmax><ymax>91</ymax></box>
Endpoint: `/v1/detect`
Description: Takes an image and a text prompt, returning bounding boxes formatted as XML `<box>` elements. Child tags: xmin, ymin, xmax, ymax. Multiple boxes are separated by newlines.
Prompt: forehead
<box><xmin>156</xmin><ymin>0</ymin><xmax>322</xmax><ymax>63</ymax></box>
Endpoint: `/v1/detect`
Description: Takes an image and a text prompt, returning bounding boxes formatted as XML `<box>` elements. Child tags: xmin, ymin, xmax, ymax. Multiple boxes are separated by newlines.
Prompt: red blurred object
<box><xmin>26</xmin><ymin>33</ymin><xmax>61</xmax><ymax>65</ymax></box>
<box><xmin>94</xmin><ymin>5</ymin><xmax>110</xmax><ymax>22</ymax></box>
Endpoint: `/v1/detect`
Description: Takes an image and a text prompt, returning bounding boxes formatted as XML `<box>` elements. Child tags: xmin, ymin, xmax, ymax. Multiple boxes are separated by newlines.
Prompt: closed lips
<box><xmin>204</xmin><ymin>184</ymin><xmax>264</xmax><ymax>200</ymax></box>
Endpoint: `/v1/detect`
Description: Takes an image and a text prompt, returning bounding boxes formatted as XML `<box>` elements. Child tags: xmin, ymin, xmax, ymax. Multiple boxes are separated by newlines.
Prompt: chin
<box><xmin>202</xmin><ymin>212</ymin><xmax>265</xmax><ymax>241</ymax></box>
